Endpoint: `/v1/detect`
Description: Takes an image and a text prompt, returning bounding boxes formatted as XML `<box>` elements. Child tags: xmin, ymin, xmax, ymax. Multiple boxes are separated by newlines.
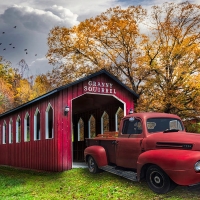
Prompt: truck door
<box><xmin>99</xmin><ymin>139</ymin><xmax>117</xmax><ymax>164</ymax></box>
<box><xmin>116</xmin><ymin>117</ymin><xmax>143</xmax><ymax>169</ymax></box>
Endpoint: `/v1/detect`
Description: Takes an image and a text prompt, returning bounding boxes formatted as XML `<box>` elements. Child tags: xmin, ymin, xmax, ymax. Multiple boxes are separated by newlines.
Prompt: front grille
<box><xmin>156</xmin><ymin>142</ymin><xmax>193</xmax><ymax>149</ymax></box>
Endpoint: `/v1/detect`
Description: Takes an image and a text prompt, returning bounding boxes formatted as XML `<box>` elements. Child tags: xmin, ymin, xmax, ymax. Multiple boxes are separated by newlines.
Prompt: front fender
<box><xmin>84</xmin><ymin>145</ymin><xmax>108</xmax><ymax>167</ymax></box>
<box><xmin>137</xmin><ymin>149</ymin><xmax>200</xmax><ymax>185</ymax></box>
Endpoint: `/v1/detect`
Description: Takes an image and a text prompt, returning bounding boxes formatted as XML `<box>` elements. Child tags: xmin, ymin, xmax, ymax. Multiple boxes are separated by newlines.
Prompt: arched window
<box><xmin>16</xmin><ymin>116</ymin><xmax>21</xmax><ymax>143</ymax></box>
<box><xmin>78</xmin><ymin>118</ymin><xmax>84</xmax><ymax>141</ymax></box>
<box><xmin>101</xmin><ymin>111</ymin><xmax>109</xmax><ymax>134</ymax></box>
<box><xmin>115</xmin><ymin>107</ymin><xmax>124</xmax><ymax>131</ymax></box>
<box><xmin>45</xmin><ymin>103</ymin><xmax>54</xmax><ymax>139</ymax></box>
<box><xmin>34</xmin><ymin>108</ymin><xmax>40</xmax><ymax>140</ymax></box>
<box><xmin>9</xmin><ymin>118</ymin><xmax>13</xmax><ymax>144</ymax></box>
<box><xmin>2</xmin><ymin>121</ymin><xmax>6</xmax><ymax>144</ymax></box>
<box><xmin>24</xmin><ymin>112</ymin><xmax>30</xmax><ymax>142</ymax></box>
<box><xmin>88</xmin><ymin>115</ymin><xmax>96</xmax><ymax>138</ymax></box>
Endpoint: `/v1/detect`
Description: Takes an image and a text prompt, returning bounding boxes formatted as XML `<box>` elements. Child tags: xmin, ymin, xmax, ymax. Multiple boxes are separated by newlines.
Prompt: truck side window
<box><xmin>122</xmin><ymin>118</ymin><xmax>142</xmax><ymax>134</ymax></box>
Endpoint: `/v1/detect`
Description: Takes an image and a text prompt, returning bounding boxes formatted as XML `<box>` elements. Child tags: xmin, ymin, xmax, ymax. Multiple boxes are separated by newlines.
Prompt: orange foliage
<box><xmin>46</xmin><ymin>2</ymin><xmax>200</xmax><ymax>120</ymax></box>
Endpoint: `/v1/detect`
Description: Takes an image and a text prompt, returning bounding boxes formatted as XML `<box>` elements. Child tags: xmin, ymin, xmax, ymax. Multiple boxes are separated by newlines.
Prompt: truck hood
<box><xmin>145</xmin><ymin>131</ymin><xmax>200</xmax><ymax>151</ymax></box>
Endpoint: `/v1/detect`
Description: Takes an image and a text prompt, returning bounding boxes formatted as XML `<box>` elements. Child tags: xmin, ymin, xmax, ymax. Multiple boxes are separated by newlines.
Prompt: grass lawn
<box><xmin>0</xmin><ymin>166</ymin><xmax>200</xmax><ymax>200</ymax></box>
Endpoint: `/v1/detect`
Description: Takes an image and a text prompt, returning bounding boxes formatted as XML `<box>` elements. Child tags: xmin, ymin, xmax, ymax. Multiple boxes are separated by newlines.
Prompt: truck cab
<box><xmin>84</xmin><ymin>112</ymin><xmax>200</xmax><ymax>194</ymax></box>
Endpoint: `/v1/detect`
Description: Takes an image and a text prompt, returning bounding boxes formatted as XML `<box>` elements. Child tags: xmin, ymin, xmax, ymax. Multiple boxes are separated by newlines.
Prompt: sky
<box><xmin>0</xmin><ymin>0</ymin><xmax>198</xmax><ymax>76</ymax></box>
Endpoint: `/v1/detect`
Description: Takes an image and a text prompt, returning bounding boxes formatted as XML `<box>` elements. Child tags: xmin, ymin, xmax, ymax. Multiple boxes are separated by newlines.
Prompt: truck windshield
<box><xmin>147</xmin><ymin>118</ymin><xmax>184</xmax><ymax>133</ymax></box>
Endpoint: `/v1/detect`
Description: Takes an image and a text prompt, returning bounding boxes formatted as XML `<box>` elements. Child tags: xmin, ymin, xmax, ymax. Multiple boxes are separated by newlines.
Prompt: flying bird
<box><xmin>0</xmin><ymin>26</ymin><xmax>38</xmax><ymax>59</ymax></box>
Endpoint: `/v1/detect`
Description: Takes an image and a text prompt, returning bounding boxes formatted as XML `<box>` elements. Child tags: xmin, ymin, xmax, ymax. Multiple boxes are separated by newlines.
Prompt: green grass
<box><xmin>0</xmin><ymin>166</ymin><xmax>200</xmax><ymax>200</ymax></box>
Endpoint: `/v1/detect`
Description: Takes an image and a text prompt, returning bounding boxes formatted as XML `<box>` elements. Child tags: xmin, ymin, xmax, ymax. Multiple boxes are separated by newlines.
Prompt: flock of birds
<box><xmin>1</xmin><ymin>26</ymin><xmax>37</xmax><ymax>56</ymax></box>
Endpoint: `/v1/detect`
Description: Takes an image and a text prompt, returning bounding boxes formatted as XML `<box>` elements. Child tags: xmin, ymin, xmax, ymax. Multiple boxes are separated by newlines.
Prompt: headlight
<box><xmin>194</xmin><ymin>161</ymin><xmax>200</xmax><ymax>172</ymax></box>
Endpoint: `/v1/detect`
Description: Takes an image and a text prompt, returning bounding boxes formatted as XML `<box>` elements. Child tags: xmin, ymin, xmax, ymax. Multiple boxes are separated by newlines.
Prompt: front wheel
<box><xmin>87</xmin><ymin>156</ymin><xmax>100</xmax><ymax>173</ymax></box>
<box><xmin>146</xmin><ymin>165</ymin><xmax>175</xmax><ymax>194</ymax></box>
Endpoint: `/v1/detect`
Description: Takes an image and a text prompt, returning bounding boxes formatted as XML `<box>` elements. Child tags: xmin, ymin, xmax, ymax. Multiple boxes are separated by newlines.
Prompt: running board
<box><xmin>100</xmin><ymin>165</ymin><xmax>137</xmax><ymax>181</ymax></box>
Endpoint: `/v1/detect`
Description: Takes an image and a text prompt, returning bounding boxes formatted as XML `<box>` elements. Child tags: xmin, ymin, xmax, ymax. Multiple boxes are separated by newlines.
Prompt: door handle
<box><xmin>112</xmin><ymin>141</ymin><xmax>118</xmax><ymax>145</ymax></box>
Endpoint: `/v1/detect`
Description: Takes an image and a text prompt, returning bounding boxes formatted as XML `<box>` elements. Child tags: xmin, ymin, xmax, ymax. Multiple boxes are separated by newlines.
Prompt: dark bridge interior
<box><xmin>72</xmin><ymin>94</ymin><xmax>124</xmax><ymax>161</ymax></box>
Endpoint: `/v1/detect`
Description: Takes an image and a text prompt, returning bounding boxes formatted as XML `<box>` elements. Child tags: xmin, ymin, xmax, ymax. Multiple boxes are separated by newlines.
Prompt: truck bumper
<box><xmin>165</xmin><ymin>168</ymin><xmax>200</xmax><ymax>186</ymax></box>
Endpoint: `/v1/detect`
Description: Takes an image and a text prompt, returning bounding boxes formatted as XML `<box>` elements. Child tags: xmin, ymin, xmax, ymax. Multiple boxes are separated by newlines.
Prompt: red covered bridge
<box><xmin>0</xmin><ymin>70</ymin><xmax>138</xmax><ymax>171</ymax></box>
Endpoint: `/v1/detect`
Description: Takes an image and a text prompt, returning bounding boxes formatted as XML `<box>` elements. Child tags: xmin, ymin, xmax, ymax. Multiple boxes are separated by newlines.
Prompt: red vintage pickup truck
<box><xmin>84</xmin><ymin>112</ymin><xmax>200</xmax><ymax>194</ymax></box>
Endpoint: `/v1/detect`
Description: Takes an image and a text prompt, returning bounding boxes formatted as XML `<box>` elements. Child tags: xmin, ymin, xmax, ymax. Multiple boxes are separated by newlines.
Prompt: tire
<box><xmin>146</xmin><ymin>165</ymin><xmax>175</xmax><ymax>194</ymax></box>
<box><xmin>87</xmin><ymin>156</ymin><xmax>100</xmax><ymax>174</ymax></box>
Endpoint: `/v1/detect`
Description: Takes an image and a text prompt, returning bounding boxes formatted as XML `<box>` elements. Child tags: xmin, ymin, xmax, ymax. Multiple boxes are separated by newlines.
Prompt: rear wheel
<box><xmin>87</xmin><ymin>156</ymin><xmax>100</xmax><ymax>173</ymax></box>
<box><xmin>146</xmin><ymin>165</ymin><xmax>175</xmax><ymax>194</ymax></box>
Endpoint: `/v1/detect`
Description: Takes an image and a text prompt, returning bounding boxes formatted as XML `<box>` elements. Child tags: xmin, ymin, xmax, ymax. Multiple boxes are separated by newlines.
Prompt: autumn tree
<box><xmin>44</xmin><ymin>65</ymin><xmax>78</xmax><ymax>89</ymax></box>
<box><xmin>11</xmin><ymin>59</ymin><xmax>34</xmax><ymax>107</ymax></box>
<box><xmin>46</xmin><ymin>2</ymin><xmax>200</xmax><ymax>121</ymax></box>
<box><xmin>0</xmin><ymin>57</ymin><xmax>15</xmax><ymax>113</ymax></box>
<box><xmin>0</xmin><ymin>58</ymin><xmax>41</xmax><ymax>113</ymax></box>
<box><xmin>32</xmin><ymin>74</ymin><xmax>52</xmax><ymax>98</ymax></box>
<box><xmin>137</xmin><ymin>2</ymin><xmax>200</xmax><ymax>119</ymax></box>
<box><xmin>46</xmin><ymin>5</ymin><xmax>147</xmax><ymax>93</ymax></box>
<box><xmin>13</xmin><ymin>79</ymin><xmax>33</xmax><ymax>105</ymax></box>
<box><xmin>0</xmin><ymin>78</ymin><xmax>14</xmax><ymax>113</ymax></box>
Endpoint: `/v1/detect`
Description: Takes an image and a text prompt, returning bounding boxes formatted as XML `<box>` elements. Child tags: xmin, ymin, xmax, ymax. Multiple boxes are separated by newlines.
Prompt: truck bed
<box><xmin>86</xmin><ymin>132</ymin><xmax>118</xmax><ymax>164</ymax></box>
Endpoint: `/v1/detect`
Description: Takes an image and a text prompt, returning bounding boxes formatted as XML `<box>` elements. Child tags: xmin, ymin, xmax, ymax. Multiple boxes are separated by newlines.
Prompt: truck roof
<box><xmin>125</xmin><ymin>112</ymin><xmax>181</xmax><ymax>120</ymax></box>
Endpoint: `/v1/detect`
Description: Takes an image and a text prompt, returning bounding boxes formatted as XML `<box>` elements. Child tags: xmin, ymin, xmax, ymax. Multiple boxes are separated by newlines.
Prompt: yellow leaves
<box><xmin>31</xmin><ymin>75</ymin><xmax>51</xmax><ymax>99</ymax></box>
<box><xmin>15</xmin><ymin>79</ymin><xmax>32</xmax><ymax>104</ymax></box>
<box><xmin>45</xmin><ymin>2</ymin><xmax>200</xmax><ymax>119</ymax></box>
<box><xmin>186</xmin><ymin>74</ymin><xmax>200</xmax><ymax>90</ymax></box>
<box><xmin>0</xmin><ymin>78</ymin><xmax>14</xmax><ymax>113</ymax></box>
<box><xmin>0</xmin><ymin>61</ymin><xmax>16</xmax><ymax>113</ymax></box>
<box><xmin>46</xmin><ymin>5</ymin><xmax>145</xmax><ymax>69</ymax></box>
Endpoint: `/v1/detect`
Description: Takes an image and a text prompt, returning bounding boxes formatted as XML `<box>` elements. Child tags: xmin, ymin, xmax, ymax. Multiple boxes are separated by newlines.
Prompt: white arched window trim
<box><xmin>3</xmin><ymin>120</ymin><xmax>6</xmax><ymax>144</ymax></box>
<box><xmin>78</xmin><ymin>118</ymin><xmax>84</xmax><ymax>141</ymax></box>
<box><xmin>9</xmin><ymin>118</ymin><xmax>13</xmax><ymax>144</ymax></box>
<box><xmin>34</xmin><ymin>108</ymin><xmax>40</xmax><ymax>140</ymax></box>
<box><xmin>101</xmin><ymin>111</ymin><xmax>109</xmax><ymax>134</ymax></box>
<box><xmin>16</xmin><ymin>115</ymin><xmax>21</xmax><ymax>143</ymax></box>
<box><xmin>45</xmin><ymin>103</ymin><xmax>54</xmax><ymax>139</ymax></box>
<box><xmin>88</xmin><ymin>115</ymin><xmax>95</xmax><ymax>138</ymax></box>
<box><xmin>115</xmin><ymin>107</ymin><xmax>124</xmax><ymax>132</ymax></box>
<box><xmin>24</xmin><ymin>112</ymin><xmax>30</xmax><ymax>142</ymax></box>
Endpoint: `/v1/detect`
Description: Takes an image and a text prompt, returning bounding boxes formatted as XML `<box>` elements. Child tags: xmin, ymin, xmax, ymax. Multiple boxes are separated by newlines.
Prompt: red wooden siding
<box><xmin>0</xmin><ymin>94</ymin><xmax>66</xmax><ymax>171</ymax></box>
<box><xmin>0</xmin><ymin>71</ymin><xmax>137</xmax><ymax>171</ymax></box>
